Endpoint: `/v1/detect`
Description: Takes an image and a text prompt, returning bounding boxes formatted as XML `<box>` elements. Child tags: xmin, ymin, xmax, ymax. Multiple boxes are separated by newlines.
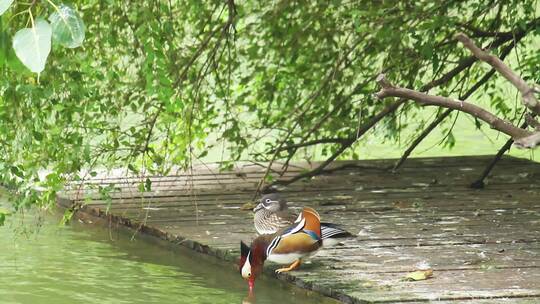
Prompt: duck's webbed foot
<box><xmin>275</xmin><ymin>259</ymin><xmax>301</xmax><ymax>274</ymax></box>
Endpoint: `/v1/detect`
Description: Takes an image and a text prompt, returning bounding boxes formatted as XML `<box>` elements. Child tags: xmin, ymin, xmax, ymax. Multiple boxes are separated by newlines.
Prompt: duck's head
<box><xmin>239</xmin><ymin>241</ymin><xmax>265</xmax><ymax>292</ymax></box>
<box><xmin>254</xmin><ymin>193</ymin><xmax>286</xmax><ymax>213</ymax></box>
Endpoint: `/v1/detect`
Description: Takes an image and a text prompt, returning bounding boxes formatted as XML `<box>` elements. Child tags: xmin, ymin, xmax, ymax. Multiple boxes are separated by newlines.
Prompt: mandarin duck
<box><xmin>254</xmin><ymin>193</ymin><xmax>352</xmax><ymax>246</ymax></box>
<box><xmin>240</xmin><ymin>207</ymin><xmax>322</xmax><ymax>292</ymax></box>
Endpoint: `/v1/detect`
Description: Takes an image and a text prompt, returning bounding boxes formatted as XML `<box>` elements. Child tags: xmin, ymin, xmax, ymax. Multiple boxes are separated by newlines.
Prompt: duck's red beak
<box><xmin>248</xmin><ymin>277</ymin><xmax>255</xmax><ymax>292</ymax></box>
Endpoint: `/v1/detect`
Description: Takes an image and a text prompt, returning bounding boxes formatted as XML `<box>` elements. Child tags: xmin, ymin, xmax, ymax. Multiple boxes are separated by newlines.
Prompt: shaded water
<box><xmin>0</xmin><ymin>211</ymin><xmax>336</xmax><ymax>304</ymax></box>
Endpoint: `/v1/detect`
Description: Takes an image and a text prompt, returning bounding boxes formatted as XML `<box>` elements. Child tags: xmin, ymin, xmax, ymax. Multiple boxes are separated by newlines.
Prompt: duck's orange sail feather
<box><xmin>301</xmin><ymin>207</ymin><xmax>321</xmax><ymax>238</ymax></box>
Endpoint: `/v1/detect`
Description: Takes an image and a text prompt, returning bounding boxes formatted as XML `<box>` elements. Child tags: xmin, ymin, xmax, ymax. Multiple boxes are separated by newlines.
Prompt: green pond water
<box><xmin>0</xmin><ymin>210</ymin><xmax>336</xmax><ymax>304</ymax></box>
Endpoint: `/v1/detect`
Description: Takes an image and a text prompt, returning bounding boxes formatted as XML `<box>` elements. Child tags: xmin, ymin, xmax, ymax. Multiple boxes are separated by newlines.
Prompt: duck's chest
<box><xmin>267</xmin><ymin>250</ymin><xmax>319</xmax><ymax>264</ymax></box>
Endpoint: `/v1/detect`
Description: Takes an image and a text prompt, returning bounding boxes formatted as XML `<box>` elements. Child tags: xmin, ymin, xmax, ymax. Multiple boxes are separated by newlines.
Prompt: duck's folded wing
<box><xmin>269</xmin><ymin>232</ymin><xmax>320</xmax><ymax>255</ymax></box>
<box><xmin>270</xmin><ymin>211</ymin><xmax>297</xmax><ymax>228</ymax></box>
<box><xmin>258</xmin><ymin>212</ymin><xmax>293</xmax><ymax>234</ymax></box>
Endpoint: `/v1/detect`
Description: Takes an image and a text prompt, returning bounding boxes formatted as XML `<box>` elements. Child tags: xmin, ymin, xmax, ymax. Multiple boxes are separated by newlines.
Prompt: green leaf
<box><xmin>60</xmin><ymin>208</ymin><xmax>74</xmax><ymax>225</ymax></box>
<box><xmin>145</xmin><ymin>177</ymin><xmax>152</xmax><ymax>192</ymax></box>
<box><xmin>48</xmin><ymin>5</ymin><xmax>86</xmax><ymax>48</ymax></box>
<box><xmin>33</xmin><ymin>131</ymin><xmax>43</xmax><ymax>141</ymax></box>
<box><xmin>128</xmin><ymin>163</ymin><xmax>139</xmax><ymax>174</ymax></box>
<box><xmin>12</xmin><ymin>19</ymin><xmax>52</xmax><ymax>73</ymax></box>
<box><xmin>0</xmin><ymin>0</ymin><xmax>14</xmax><ymax>15</ymax></box>
<box><xmin>137</xmin><ymin>182</ymin><xmax>145</xmax><ymax>193</ymax></box>
<box><xmin>10</xmin><ymin>166</ymin><xmax>23</xmax><ymax>178</ymax></box>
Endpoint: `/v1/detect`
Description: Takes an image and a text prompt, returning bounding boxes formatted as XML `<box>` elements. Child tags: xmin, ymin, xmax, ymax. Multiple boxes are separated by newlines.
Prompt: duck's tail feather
<box><xmin>320</xmin><ymin>222</ymin><xmax>353</xmax><ymax>240</ymax></box>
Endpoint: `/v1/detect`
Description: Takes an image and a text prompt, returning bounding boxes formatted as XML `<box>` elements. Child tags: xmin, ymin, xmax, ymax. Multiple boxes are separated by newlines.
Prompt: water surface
<box><xmin>0</xmin><ymin>210</ymin><xmax>336</xmax><ymax>304</ymax></box>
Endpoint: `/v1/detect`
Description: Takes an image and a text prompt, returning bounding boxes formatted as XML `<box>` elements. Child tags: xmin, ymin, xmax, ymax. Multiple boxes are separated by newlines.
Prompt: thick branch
<box><xmin>422</xmin><ymin>18</ymin><xmax>538</xmax><ymax>93</ymax></box>
<box><xmin>456</xmin><ymin>33</ymin><xmax>540</xmax><ymax>115</ymax></box>
<box><xmin>394</xmin><ymin>32</ymin><xmax>528</xmax><ymax>170</ymax></box>
<box><xmin>262</xmin><ymin>19</ymin><xmax>540</xmax><ymax>189</ymax></box>
<box><xmin>376</xmin><ymin>75</ymin><xmax>531</xmax><ymax>139</ymax></box>
<box><xmin>394</xmin><ymin>28</ymin><xmax>536</xmax><ymax>169</ymax></box>
<box><xmin>514</xmin><ymin>132</ymin><xmax>540</xmax><ymax>149</ymax></box>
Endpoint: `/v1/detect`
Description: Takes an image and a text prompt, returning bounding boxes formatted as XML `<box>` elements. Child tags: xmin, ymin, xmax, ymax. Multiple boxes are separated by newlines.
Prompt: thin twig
<box><xmin>267</xmin><ymin>138</ymin><xmax>351</xmax><ymax>154</ymax></box>
<box><xmin>264</xmin><ymin>100</ymin><xmax>404</xmax><ymax>189</ymax></box>
<box><xmin>251</xmin><ymin>37</ymin><xmax>364</xmax><ymax>199</ymax></box>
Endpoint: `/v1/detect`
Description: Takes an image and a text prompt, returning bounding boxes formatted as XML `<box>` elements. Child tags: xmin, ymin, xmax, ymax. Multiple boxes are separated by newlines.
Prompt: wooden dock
<box><xmin>57</xmin><ymin>155</ymin><xmax>540</xmax><ymax>303</ymax></box>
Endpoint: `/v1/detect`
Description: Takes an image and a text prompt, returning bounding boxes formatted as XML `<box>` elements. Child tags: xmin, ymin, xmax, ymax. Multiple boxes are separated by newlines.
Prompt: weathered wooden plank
<box><xmin>64</xmin><ymin>160</ymin><xmax>536</xmax><ymax>189</ymax></box>
<box><xmin>57</xmin><ymin>155</ymin><xmax>540</xmax><ymax>304</ymax></box>
<box><xmin>322</xmin><ymin>269</ymin><xmax>540</xmax><ymax>303</ymax></box>
<box><xmin>63</xmin><ymin>184</ymin><xmax>540</xmax><ymax>203</ymax></box>
<box><xmin>62</xmin><ymin>155</ymin><xmax>540</xmax><ymax>197</ymax></box>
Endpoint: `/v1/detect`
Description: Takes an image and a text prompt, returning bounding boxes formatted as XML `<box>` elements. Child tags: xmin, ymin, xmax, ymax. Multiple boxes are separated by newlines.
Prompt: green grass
<box><xmin>357</xmin><ymin>108</ymin><xmax>537</xmax><ymax>161</ymax></box>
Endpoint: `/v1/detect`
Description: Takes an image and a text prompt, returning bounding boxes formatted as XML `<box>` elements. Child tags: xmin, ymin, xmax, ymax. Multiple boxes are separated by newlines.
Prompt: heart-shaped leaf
<box><xmin>0</xmin><ymin>0</ymin><xmax>14</xmax><ymax>15</ymax></box>
<box><xmin>49</xmin><ymin>5</ymin><xmax>85</xmax><ymax>48</ymax></box>
<box><xmin>12</xmin><ymin>19</ymin><xmax>52</xmax><ymax>73</ymax></box>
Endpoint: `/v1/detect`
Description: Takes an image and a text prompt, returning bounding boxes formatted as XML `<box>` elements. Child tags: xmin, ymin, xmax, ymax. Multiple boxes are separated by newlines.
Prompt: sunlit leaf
<box><xmin>404</xmin><ymin>269</ymin><xmax>433</xmax><ymax>281</ymax></box>
<box><xmin>0</xmin><ymin>0</ymin><xmax>14</xmax><ymax>15</ymax></box>
<box><xmin>12</xmin><ymin>19</ymin><xmax>52</xmax><ymax>73</ymax></box>
<box><xmin>60</xmin><ymin>208</ymin><xmax>74</xmax><ymax>225</ymax></box>
<box><xmin>48</xmin><ymin>5</ymin><xmax>85</xmax><ymax>48</ymax></box>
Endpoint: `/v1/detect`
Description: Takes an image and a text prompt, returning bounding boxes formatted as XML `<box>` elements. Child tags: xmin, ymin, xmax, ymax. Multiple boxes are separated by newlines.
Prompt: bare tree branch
<box><xmin>393</xmin><ymin>21</ymin><xmax>536</xmax><ymax>170</ymax></box>
<box><xmin>422</xmin><ymin>17</ymin><xmax>539</xmax><ymax>91</ymax></box>
<box><xmin>470</xmin><ymin>119</ymin><xmax>529</xmax><ymax>189</ymax></box>
<box><xmin>267</xmin><ymin>138</ymin><xmax>351</xmax><ymax>154</ymax></box>
<box><xmin>514</xmin><ymin>133</ymin><xmax>540</xmax><ymax>149</ymax></box>
<box><xmin>376</xmin><ymin>74</ymin><xmax>532</xmax><ymax>139</ymax></box>
<box><xmin>258</xmin><ymin>19</ymin><xmax>540</xmax><ymax>191</ymax></box>
<box><xmin>470</xmin><ymin>137</ymin><xmax>514</xmax><ymax>189</ymax></box>
<box><xmin>392</xmin><ymin>31</ymin><xmax>527</xmax><ymax>171</ymax></box>
<box><xmin>455</xmin><ymin>33</ymin><xmax>540</xmax><ymax>115</ymax></box>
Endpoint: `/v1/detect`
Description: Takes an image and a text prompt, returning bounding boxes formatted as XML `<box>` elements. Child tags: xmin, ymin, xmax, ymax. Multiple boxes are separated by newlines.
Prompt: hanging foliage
<box><xmin>0</xmin><ymin>1</ymin><xmax>538</xmax><ymax>222</ymax></box>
